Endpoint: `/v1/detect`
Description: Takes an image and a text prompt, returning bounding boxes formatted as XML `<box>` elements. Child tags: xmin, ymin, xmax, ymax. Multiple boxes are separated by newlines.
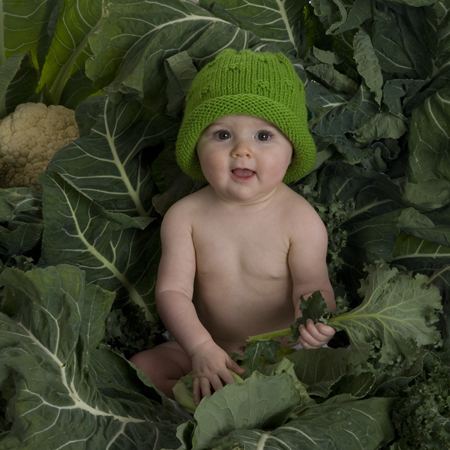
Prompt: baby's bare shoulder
<box><xmin>278</xmin><ymin>186</ymin><xmax>326</xmax><ymax>238</ymax></box>
<box><xmin>163</xmin><ymin>186</ymin><xmax>210</xmax><ymax>222</ymax></box>
<box><xmin>280</xmin><ymin>185</ymin><xmax>320</xmax><ymax>217</ymax></box>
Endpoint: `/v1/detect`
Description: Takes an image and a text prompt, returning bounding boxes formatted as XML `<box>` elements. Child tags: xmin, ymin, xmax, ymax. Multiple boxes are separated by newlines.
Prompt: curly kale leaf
<box><xmin>392</xmin><ymin>353</ymin><xmax>450</xmax><ymax>449</ymax></box>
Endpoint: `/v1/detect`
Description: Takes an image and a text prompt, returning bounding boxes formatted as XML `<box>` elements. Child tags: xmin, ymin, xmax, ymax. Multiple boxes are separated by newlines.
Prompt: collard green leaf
<box><xmin>48</xmin><ymin>94</ymin><xmax>179</xmax><ymax>216</ymax></box>
<box><xmin>403</xmin><ymin>86</ymin><xmax>450</xmax><ymax>209</ymax></box>
<box><xmin>330</xmin><ymin>262</ymin><xmax>442</xmax><ymax>365</ymax></box>
<box><xmin>165</xmin><ymin>51</ymin><xmax>198</xmax><ymax>117</ymax></box>
<box><xmin>0</xmin><ymin>188</ymin><xmax>42</xmax><ymax>222</ymax></box>
<box><xmin>39</xmin><ymin>171</ymin><xmax>161</xmax><ymax>323</ymax></box>
<box><xmin>192</xmin><ymin>371</ymin><xmax>301</xmax><ymax>450</ymax></box>
<box><xmin>311</xmin><ymin>82</ymin><xmax>379</xmax><ymax>136</ymax></box>
<box><xmin>392</xmin><ymin>232</ymin><xmax>450</xmax><ymax>278</ymax></box>
<box><xmin>243</xmin><ymin>339</ymin><xmax>281</xmax><ymax>372</ymax></box>
<box><xmin>0</xmin><ymin>222</ymin><xmax>43</xmax><ymax>257</ymax></box>
<box><xmin>0</xmin><ymin>0</ymin><xmax>59</xmax><ymax>69</ymax></box>
<box><xmin>382</xmin><ymin>79</ymin><xmax>428</xmax><ymax>117</ymax></box>
<box><xmin>353</xmin><ymin>108</ymin><xmax>407</xmax><ymax>143</ymax></box>
<box><xmin>87</xmin><ymin>0</ymin><xmax>231</xmax><ymax>111</ymax></box>
<box><xmin>372</xmin><ymin>3</ymin><xmax>433</xmax><ymax>79</ymax></box>
<box><xmin>289</xmin><ymin>291</ymin><xmax>329</xmax><ymax>342</ymax></box>
<box><xmin>399</xmin><ymin>207</ymin><xmax>450</xmax><ymax>247</ymax></box>
<box><xmin>334</xmin><ymin>0</ymin><xmax>373</xmax><ymax>33</ymax></box>
<box><xmin>407</xmin><ymin>86</ymin><xmax>450</xmax><ymax>182</ymax></box>
<box><xmin>285</xmin><ymin>348</ymin><xmax>352</xmax><ymax>397</ymax></box>
<box><xmin>209</xmin><ymin>397</ymin><xmax>395</xmax><ymax>450</ymax></box>
<box><xmin>402</xmin><ymin>179</ymin><xmax>450</xmax><ymax>211</ymax></box>
<box><xmin>353</xmin><ymin>28</ymin><xmax>382</xmax><ymax>105</ymax></box>
<box><xmin>0</xmin><ymin>265</ymin><xmax>181</xmax><ymax>450</ymax></box>
<box><xmin>310</xmin><ymin>0</ymin><xmax>351</xmax><ymax>34</ymax></box>
<box><xmin>258</xmin><ymin>358</ymin><xmax>315</xmax><ymax>411</ymax></box>
<box><xmin>305</xmin><ymin>81</ymin><xmax>352</xmax><ymax>129</ymax></box>
<box><xmin>341</xmin><ymin>209</ymin><xmax>402</xmax><ymax>266</ymax></box>
<box><xmin>38</xmin><ymin>0</ymin><xmax>104</xmax><ymax>106</ymax></box>
<box><xmin>199</xmin><ymin>0</ymin><xmax>305</xmax><ymax>56</ymax></box>
<box><xmin>0</xmin><ymin>52</ymin><xmax>39</xmax><ymax>119</ymax></box>
<box><xmin>152</xmin><ymin>141</ymin><xmax>206</xmax><ymax>216</ymax></box>
<box><xmin>0</xmin><ymin>188</ymin><xmax>43</xmax><ymax>257</ymax></box>
<box><xmin>187</xmin><ymin>21</ymin><xmax>261</xmax><ymax>68</ymax></box>
<box><xmin>306</xmin><ymin>63</ymin><xmax>358</xmax><ymax>94</ymax></box>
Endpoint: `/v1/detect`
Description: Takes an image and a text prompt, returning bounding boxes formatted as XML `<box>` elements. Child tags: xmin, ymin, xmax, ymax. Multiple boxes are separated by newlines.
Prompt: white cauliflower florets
<box><xmin>0</xmin><ymin>102</ymin><xmax>79</xmax><ymax>189</ymax></box>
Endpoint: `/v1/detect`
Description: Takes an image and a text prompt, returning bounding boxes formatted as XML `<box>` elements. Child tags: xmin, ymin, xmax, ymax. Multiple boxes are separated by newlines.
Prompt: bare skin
<box><xmin>130</xmin><ymin>115</ymin><xmax>336</xmax><ymax>405</ymax></box>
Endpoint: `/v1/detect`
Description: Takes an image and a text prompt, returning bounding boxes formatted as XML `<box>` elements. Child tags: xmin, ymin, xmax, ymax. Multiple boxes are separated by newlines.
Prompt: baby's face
<box><xmin>196</xmin><ymin>115</ymin><xmax>293</xmax><ymax>204</ymax></box>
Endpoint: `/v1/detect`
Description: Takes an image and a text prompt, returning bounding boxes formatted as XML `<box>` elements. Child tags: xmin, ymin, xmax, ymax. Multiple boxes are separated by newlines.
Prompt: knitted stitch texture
<box><xmin>176</xmin><ymin>49</ymin><xmax>316</xmax><ymax>184</ymax></box>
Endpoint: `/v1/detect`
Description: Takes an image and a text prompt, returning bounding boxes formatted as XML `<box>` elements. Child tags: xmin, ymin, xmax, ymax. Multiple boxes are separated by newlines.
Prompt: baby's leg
<box><xmin>129</xmin><ymin>341</ymin><xmax>192</xmax><ymax>399</ymax></box>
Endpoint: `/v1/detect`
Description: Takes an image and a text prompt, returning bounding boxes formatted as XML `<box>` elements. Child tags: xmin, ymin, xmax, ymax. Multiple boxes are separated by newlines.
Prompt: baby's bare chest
<box><xmin>192</xmin><ymin>217</ymin><xmax>291</xmax><ymax>279</ymax></box>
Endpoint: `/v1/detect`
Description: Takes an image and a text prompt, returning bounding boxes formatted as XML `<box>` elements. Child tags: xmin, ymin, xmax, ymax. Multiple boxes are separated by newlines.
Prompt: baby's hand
<box><xmin>297</xmin><ymin>318</ymin><xmax>335</xmax><ymax>349</ymax></box>
<box><xmin>190</xmin><ymin>340</ymin><xmax>245</xmax><ymax>405</ymax></box>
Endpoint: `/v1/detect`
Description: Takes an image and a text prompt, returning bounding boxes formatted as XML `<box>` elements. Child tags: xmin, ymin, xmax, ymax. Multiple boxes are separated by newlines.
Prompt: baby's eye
<box><xmin>256</xmin><ymin>131</ymin><xmax>273</xmax><ymax>141</ymax></box>
<box><xmin>214</xmin><ymin>130</ymin><xmax>232</xmax><ymax>140</ymax></box>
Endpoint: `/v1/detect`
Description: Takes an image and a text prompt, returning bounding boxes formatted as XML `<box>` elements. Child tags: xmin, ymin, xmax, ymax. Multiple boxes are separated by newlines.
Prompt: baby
<box><xmin>130</xmin><ymin>49</ymin><xmax>336</xmax><ymax>405</ymax></box>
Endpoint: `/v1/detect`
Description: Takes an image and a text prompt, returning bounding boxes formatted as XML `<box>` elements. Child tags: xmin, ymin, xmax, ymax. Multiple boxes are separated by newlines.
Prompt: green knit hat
<box><xmin>176</xmin><ymin>49</ymin><xmax>316</xmax><ymax>184</ymax></box>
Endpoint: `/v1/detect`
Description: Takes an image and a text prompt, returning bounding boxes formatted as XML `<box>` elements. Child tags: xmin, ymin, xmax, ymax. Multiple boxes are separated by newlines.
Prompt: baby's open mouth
<box><xmin>232</xmin><ymin>168</ymin><xmax>255</xmax><ymax>178</ymax></box>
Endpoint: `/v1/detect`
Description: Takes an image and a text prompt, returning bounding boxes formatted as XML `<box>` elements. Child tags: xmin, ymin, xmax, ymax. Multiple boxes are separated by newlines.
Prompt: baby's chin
<box><xmin>211</xmin><ymin>184</ymin><xmax>281</xmax><ymax>206</ymax></box>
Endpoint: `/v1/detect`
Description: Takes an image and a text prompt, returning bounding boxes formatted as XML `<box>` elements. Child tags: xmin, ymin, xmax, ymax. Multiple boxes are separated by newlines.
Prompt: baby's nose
<box><xmin>231</xmin><ymin>141</ymin><xmax>253</xmax><ymax>158</ymax></box>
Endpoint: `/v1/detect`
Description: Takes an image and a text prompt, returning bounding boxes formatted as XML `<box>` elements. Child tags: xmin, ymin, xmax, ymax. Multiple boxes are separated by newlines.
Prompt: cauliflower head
<box><xmin>0</xmin><ymin>102</ymin><xmax>79</xmax><ymax>189</ymax></box>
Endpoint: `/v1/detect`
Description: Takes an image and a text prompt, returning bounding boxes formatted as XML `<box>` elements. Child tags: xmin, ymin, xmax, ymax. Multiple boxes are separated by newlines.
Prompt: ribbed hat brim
<box><xmin>176</xmin><ymin>94</ymin><xmax>316</xmax><ymax>184</ymax></box>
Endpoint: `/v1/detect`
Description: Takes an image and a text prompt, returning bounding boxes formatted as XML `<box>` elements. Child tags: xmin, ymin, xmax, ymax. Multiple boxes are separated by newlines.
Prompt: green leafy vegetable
<box><xmin>1</xmin><ymin>0</ymin><xmax>450</xmax><ymax>447</ymax></box>
<box><xmin>47</xmin><ymin>93</ymin><xmax>179</xmax><ymax>216</ymax></box>
<box><xmin>39</xmin><ymin>171</ymin><xmax>161</xmax><ymax>322</ymax></box>
<box><xmin>261</xmin><ymin>263</ymin><xmax>442</xmax><ymax>366</ymax></box>
<box><xmin>0</xmin><ymin>264</ymin><xmax>181</xmax><ymax>449</ymax></box>
<box><xmin>194</xmin><ymin>397</ymin><xmax>395</xmax><ymax>450</ymax></box>
<box><xmin>392</xmin><ymin>352</ymin><xmax>450</xmax><ymax>449</ymax></box>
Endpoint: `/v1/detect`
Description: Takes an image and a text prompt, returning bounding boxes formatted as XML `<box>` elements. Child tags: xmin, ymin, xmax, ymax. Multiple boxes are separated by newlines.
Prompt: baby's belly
<box><xmin>193</xmin><ymin>274</ymin><xmax>295</xmax><ymax>354</ymax></box>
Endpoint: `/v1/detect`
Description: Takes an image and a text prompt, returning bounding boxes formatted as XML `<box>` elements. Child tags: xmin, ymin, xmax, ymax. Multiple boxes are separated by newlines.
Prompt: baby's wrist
<box><xmin>186</xmin><ymin>337</ymin><xmax>216</xmax><ymax>358</ymax></box>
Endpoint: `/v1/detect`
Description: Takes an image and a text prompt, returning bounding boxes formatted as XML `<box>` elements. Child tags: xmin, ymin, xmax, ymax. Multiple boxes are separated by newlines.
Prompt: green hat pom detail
<box><xmin>176</xmin><ymin>49</ymin><xmax>316</xmax><ymax>184</ymax></box>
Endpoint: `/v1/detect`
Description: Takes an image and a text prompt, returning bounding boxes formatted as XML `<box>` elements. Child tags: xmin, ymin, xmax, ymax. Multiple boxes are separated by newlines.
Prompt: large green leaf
<box><xmin>0</xmin><ymin>0</ymin><xmax>60</xmax><ymax>68</ymax></box>
<box><xmin>151</xmin><ymin>140</ymin><xmax>206</xmax><ymax>216</ymax></box>
<box><xmin>329</xmin><ymin>262</ymin><xmax>442</xmax><ymax>365</ymax></box>
<box><xmin>404</xmin><ymin>86</ymin><xmax>450</xmax><ymax>210</ymax></box>
<box><xmin>0</xmin><ymin>52</ymin><xmax>39</xmax><ymax>119</ymax></box>
<box><xmin>209</xmin><ymin>397</ymin><xmax>395</xmax><ymax>450</ymax></box>
<box><xmin>310</xmin><ymin>82</ymin><xmax>379</xmax><ymax>136</ymax></box>
<box><xmin>392</xmin><ymin>207</ymin><xmax>450</xmax><ymax>279</ymax></box>
<box><xmin>371</xmin><ymin>2</ymin><xmax>433</xmax><ymax>79</ymax></box>
<box><xmin>39</xmin><ymin>171</ymin><xmax>161</xmax><ymax>323</ymax></box>
<box><xmin>192</xmin><ymin>371</ymin><xmax>301</xmax><ymax>450</ymax></box>
<box><xmin>0</xmin><ymin>264</ymin><xmax>181</xmax><ymax>449</ymax></box>
<box><xmin>86</xmin><ymin>0</ymin><xmax>234</xmax><ymax>110</ymax></box>
<box><xmin>48</xmin><ymin>94</ymin><xmax>179</xmax><ymax>217</ymax></box>
<box><xmin>0</xmin><ymin>188</ymin><xmax>43</xmax><ymax>257</ymax></box>
<box><xmin>284</xmin><ymin>348</ymin><xmax>353</xmax><ymax>397</ymax></box>
<box><xmin>407</xmin><ymin>86</ymin><xmax>450</xmax><ymax>184</ymax></box>
<box><xmin>199</xmin><ymin>0</ymin><xmax>305</xmax><ymax>56</ymax></box>
<box><xmin>0</xmin><ymin>188</ymin><xmax>42</xmax><ymax>222</ymax></box>
<box><xmin>392</xmin><ymin>232</ymin><xmax>450</xmax><ymax>275</ymax></box>
<box><xmin>353</xmin><ymin>28</ymin><xmax>382</xmax><ymax>105</ymax></box>
<box><xmin>38</xmin><ymin>0</ymin><xmax>105</xmax><ymax>106</ymax></box>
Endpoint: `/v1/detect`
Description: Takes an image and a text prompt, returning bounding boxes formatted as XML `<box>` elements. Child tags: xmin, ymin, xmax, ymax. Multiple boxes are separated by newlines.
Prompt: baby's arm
<box><xmin>156</xmin><ymin>202</ymin><xmax>243</xmax><ymax>404</ymax></box>
<box><xmin>288</xmin><ymin>199</ymin><xmax>336</xmax><ymax>349</ymax></box>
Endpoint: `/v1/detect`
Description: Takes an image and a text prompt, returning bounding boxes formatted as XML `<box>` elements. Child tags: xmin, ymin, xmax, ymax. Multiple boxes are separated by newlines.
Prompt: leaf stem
<box><xmin>248</xmin><ymin>328</ymin><xmax>292</xmax><ymax>342</ymax></box>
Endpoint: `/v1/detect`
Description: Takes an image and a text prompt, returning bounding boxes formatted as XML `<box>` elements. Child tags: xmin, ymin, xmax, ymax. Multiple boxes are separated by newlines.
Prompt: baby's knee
<box><xmin>129</xmin><ymin>348</ymin><xmax>156</xmax><ymax>375</ymax></box>
<box><xmin>129</xmin><ymin>342</ymin><xmax>191</xmax><ymax>380</ymax></box>
<box><xmin>129</xmin><ymin>343</ymin><xmax>192</xmax><ymax>398</ymax></box>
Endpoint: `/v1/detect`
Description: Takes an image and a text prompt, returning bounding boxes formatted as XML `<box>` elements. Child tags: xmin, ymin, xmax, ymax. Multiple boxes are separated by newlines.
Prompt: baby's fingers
<box><xmin>227</xmin><ymin>358</ymin><xmax>245</xmax><ymax>376</ymax></box>
<box><xmin>298</xmin><ymin>320</ymin><xmax>333</xmax><ymax>348</ymax></box>
<box><xmin>193</xmin><ymin>373</ymin><xmax>228</xmax><ymax>405</ymax></box>
<box><xmin>315</xmin><ymin>322</ymin><xmax>336</xmax><ymax>337</ymax></box>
